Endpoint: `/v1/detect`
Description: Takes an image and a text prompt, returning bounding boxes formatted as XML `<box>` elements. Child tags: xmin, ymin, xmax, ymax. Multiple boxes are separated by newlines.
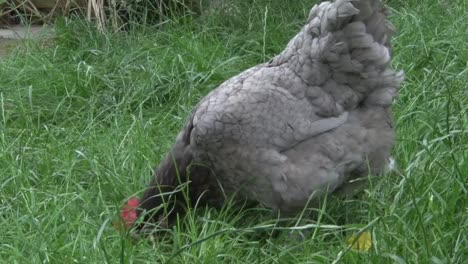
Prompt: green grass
<box><xmin>0</xmin><ymin>0</ymin><xmax>467</xmax><ymax>263</ymax></box>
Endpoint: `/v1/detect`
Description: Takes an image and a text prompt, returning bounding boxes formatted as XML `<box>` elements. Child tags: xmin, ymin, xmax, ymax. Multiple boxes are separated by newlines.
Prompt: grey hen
<box><xmin>130</xmin><ymin>0</ymin><xmax>404</xmax><ymax>228</ymax></box>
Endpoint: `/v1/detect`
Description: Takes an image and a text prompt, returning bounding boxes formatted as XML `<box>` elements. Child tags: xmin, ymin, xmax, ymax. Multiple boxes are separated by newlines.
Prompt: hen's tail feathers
<box><xmin>138</xmin><ymin>122</ymin><xmax>211</xmax><ymax>228</ymax></box>
<box><xmin>272</xmin><ymin>0</ymin><xmax>404</xmax><ymax>107</ymax></box>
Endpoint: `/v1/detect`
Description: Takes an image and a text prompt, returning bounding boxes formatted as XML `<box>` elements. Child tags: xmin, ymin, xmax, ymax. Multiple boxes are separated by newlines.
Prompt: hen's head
<box><xmin>116</xmin><ymin>196</ymin><xmax>170</xmax><ymax>235</ymax></box>
<box><xmin>120</xmin><ymin>197</ymin><xmax>139</xmax><ymax>229</ymax></box>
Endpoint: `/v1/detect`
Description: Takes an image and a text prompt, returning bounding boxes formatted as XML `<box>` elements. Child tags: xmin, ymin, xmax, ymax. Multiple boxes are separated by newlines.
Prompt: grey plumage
<box><xmin>137</xmin><ymin>0</ymin><xmax>404</xmax><ymax>224</ymax></box>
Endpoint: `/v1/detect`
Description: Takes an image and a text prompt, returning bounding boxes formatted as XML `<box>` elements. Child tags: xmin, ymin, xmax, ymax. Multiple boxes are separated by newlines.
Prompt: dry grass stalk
<box><xmin>1</xmin><ymin>0</ymin><xmax>200</xmax><ymax>31</ymax></box>
<box><xmin>87</xmin><ymin>0</ymin><xmax>106</xmax><ymax>31</ymax></box>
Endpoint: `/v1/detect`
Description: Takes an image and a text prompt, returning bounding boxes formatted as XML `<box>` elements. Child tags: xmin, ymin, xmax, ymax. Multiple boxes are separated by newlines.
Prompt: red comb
<box><xmin>120</xmin><ymin>197</ymin><xmax>139</xmax><ymax>229</ymax></box>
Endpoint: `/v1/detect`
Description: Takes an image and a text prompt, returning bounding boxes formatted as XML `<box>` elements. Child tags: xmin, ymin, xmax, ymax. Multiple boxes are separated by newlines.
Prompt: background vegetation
<box><xmin>0</xmin><ymin>0</ymin><xmax>466</xmax><ymax>263</ymax></box>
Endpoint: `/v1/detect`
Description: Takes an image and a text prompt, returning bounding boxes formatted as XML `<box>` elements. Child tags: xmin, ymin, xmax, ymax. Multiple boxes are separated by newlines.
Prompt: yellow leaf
<box><xmin>347</xmin><ymin>231</ymin><xmax>372</xmax><ymax>252</ymax></box>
